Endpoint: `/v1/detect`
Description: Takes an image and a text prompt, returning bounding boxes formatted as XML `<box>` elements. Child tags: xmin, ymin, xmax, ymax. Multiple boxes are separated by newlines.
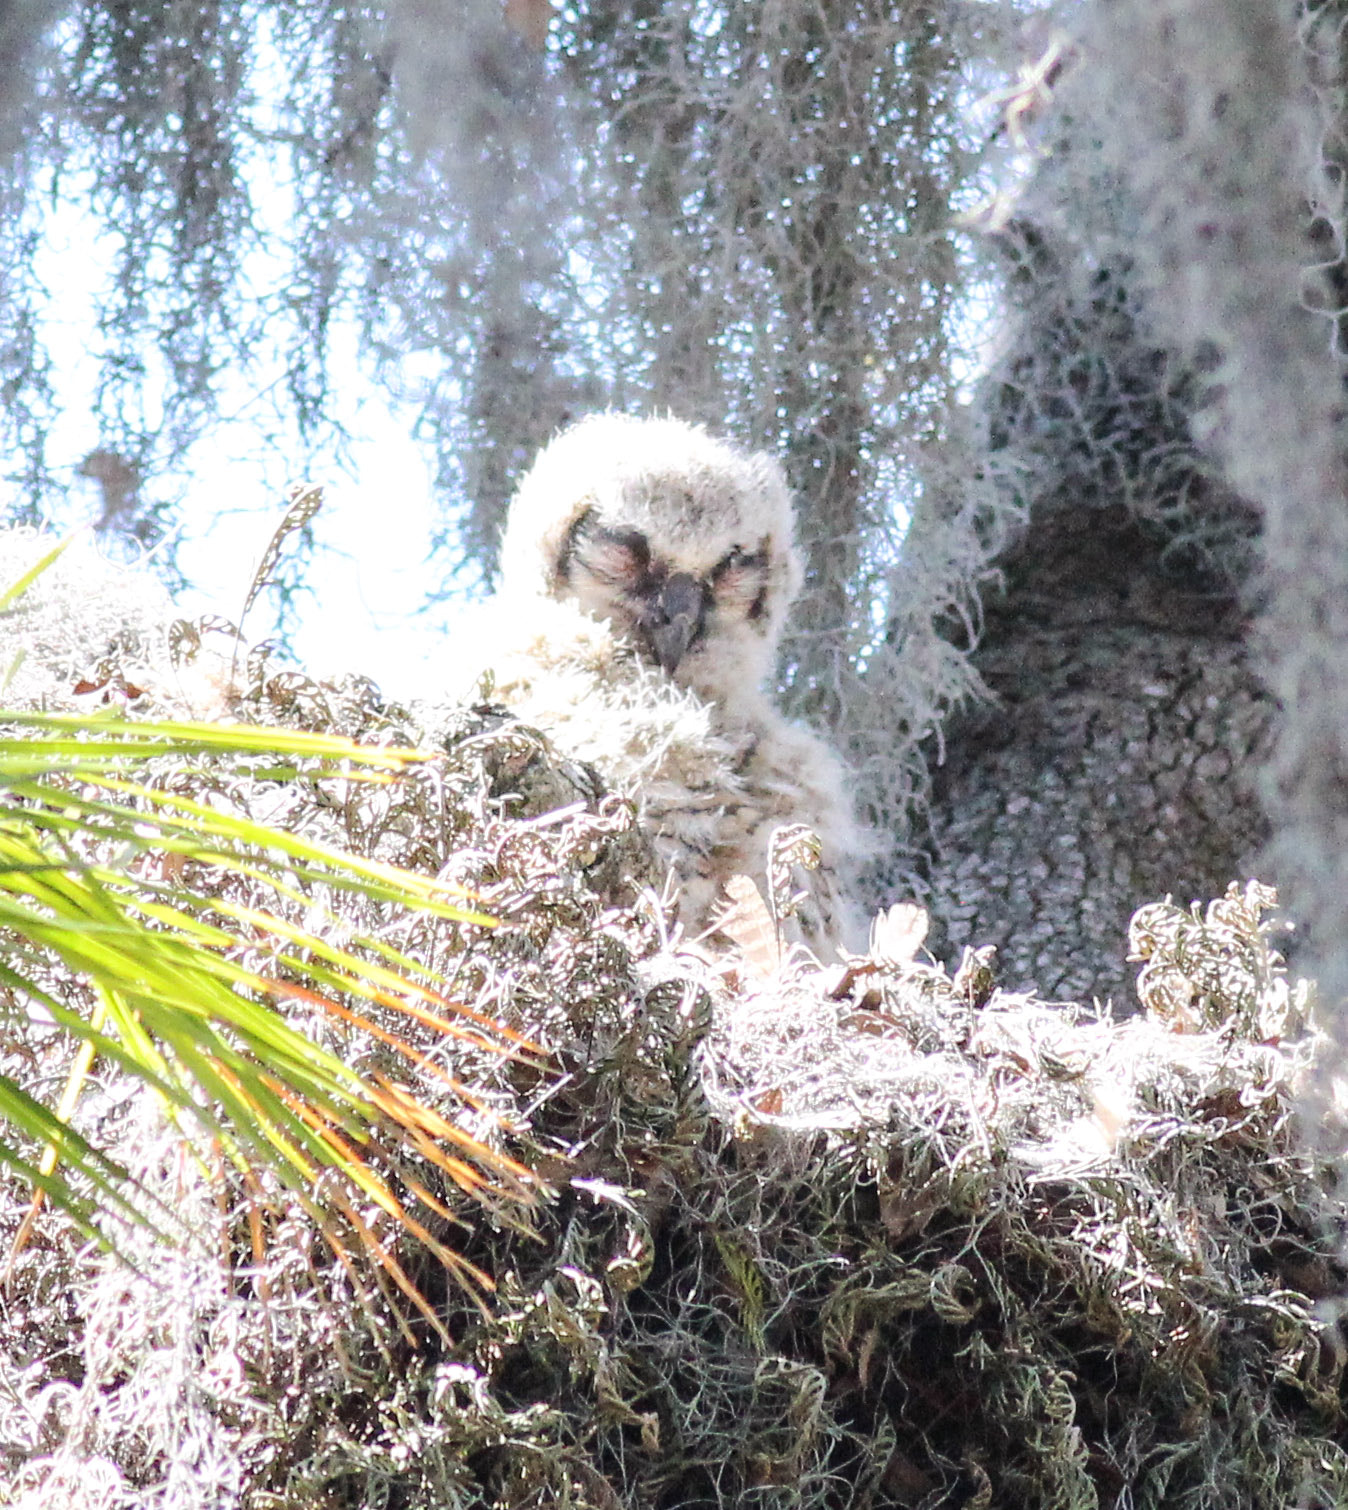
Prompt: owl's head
<box><xmin>499</xmin><ymin>414</ymin><xmax>803</xmax><ymax>701</ymax></box>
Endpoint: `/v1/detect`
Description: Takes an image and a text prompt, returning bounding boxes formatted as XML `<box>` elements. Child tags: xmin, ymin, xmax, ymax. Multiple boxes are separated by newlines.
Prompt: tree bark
<box><xmin>925</xmin><ymin>503</ymin><xmax>1272</xmax><ymax>1006</ymax></box>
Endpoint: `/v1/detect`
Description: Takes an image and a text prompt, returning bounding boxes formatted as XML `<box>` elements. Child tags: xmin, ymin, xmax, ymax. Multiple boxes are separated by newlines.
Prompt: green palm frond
<box><xmin>0</xmin><ymin>709</ymin><xmax>544</xmax><ymax>1314</ymax></box>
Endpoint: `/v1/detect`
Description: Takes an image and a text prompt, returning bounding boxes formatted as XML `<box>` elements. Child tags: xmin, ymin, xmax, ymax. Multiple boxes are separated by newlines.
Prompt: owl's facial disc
<box><xmin>562</xmin><ymin>509</ymin><xmax>771</xmax><ymax>677</ymax></box>
<box><xmin>570</xmin><ymin>518</ymin><xmax>711</xmax><ymax>672</ymax></box>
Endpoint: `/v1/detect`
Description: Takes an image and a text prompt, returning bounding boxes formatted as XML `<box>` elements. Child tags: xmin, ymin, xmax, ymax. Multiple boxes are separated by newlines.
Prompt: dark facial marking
<box><xmin>570</xmin><ymin>516</ymin><xmax>653</xmax><ymax>591</ymax></box>
<box><xmin>710</xmin><ymin>542</ymin><xmax>769</xmax><ymax>582</ymax></box>
<box><xmin>710</xmin><ymin>538</ymin><xmax>771</xmax><ymax>623</ymax></box>
<box><xmin>555</xmin><ymin>507</ymin><xmax>594</xmax><ymax>587</ymax></box>
<box><xmin>565</xmin><ymin>522</ymin><xmax>773</xmax><ymax>672</ymax></box>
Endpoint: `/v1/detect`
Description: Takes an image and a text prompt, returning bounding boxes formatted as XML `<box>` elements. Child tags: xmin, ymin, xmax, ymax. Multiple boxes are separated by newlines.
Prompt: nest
<box><xmin>0</xmin><ymin>535</ymin><xmax>1344</xmax><ymax>1510</ymax></box>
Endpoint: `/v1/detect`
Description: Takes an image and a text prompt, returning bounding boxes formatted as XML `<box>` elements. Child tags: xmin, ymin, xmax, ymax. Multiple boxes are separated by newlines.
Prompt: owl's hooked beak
<box><xmin>642</xmin><ymin>571</ymin><xmax>709</xmax><ymax>675</ymax></box>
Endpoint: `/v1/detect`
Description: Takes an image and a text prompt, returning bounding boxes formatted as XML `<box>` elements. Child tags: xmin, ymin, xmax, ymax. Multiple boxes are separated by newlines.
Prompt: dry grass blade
<box><xmin>239</xmin><ymin>482</ymin><xmax>325</xmax><ymax>630</ymax></box>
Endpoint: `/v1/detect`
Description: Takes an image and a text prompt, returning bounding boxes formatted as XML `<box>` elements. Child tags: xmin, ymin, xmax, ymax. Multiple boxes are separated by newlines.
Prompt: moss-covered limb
<box><xmin>6</xmin><ymin>773</ymin><xmax>1343</xmax><ymax>1507</ymax></box>
<box><xmin>0</xmin><ymin>539</ymin><xmax>1341</xmax><ymax>1509</ymax></box>
<box><xmin>191</xmin><ymin>878</ymin><xmax>1348</xmax><ymax>1508</ymax></box>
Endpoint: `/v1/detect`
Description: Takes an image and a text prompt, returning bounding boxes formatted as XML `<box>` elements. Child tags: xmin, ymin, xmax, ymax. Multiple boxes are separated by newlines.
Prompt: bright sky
<box><xmin>18</xmin><ymin>150</ymin><xmax>471</xmax><ymax>707</ymax></box>
<box><xmin>58</xmin><ymin>361</ymin><xmax>461</xmax><ymax>706</ymax></box>
<box><xmin>167</xmin><ymin>407</ymin><xmax>460</xmax><ymax>703</ymax></box>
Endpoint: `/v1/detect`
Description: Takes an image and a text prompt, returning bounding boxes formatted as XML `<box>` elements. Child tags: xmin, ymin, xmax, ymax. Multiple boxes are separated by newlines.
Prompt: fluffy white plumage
<box><xmin>466</xmin><ymin>413</ymin><xmax>867</xmax><ymax>954</ymax></box>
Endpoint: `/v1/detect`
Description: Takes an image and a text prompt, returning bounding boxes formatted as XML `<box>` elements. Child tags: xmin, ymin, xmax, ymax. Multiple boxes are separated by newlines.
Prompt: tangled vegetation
<box><xmin>0</xmin><ymin>534</ymin><xmax>1343</xmax><ymax>1509</ymax></box>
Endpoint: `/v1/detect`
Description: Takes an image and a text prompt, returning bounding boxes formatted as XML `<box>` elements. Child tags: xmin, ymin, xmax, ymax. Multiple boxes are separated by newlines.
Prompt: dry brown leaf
<box><xmin>73</xmin><ymin>673</ymin><xmax>148</xmax><ymax>702</ymax></box>
<box><xmin>242</xmin><ymin>484</ymin><xmax>325</xmax><ymax>630</ymax></box>
<box><xmin>714</xmin><ymin>873</ymin><xmax>781</xmax><ymax>978</ymax></box>
<box><xmin>766</xmin><ymin>823</ymin><xmax>820</xmax><ymax>927</ymax></box>
<box><xmin>877</xmin><ymin>1177</ymin><xmax>942</xmax><ymax>1244</ymax></box>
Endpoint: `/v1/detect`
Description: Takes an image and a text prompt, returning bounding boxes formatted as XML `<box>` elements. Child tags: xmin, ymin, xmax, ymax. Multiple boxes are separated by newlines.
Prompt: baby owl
<box><xmin>469</xmin><ymin>412</ymin><xmax>866</xmax><ymax>954</ymax></box>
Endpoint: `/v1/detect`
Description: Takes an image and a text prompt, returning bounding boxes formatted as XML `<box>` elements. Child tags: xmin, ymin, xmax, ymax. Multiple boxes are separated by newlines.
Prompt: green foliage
<box><xmin>0</xmin><ymin>707</ymin><xmax>535</xmax><ymax>1294</ymax></box>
